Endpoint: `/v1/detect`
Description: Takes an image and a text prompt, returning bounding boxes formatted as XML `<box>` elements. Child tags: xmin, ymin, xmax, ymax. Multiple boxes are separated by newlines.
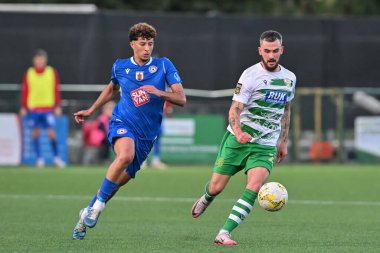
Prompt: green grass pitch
<box><xmin>1</xmin><ymin>164</ymin><xmax>379</xmax><ymax>253</ymax></box>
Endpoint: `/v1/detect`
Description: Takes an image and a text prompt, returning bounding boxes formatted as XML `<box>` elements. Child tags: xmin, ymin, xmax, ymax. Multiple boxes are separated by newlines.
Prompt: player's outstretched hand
<box><xmin>141</xmin><ymin>85</ymin><xmax>163</xmax><ymax>97</ymax></box>
<box><xmin>236</xmin><ymin>132</ymin><xmax>253</xmax><ymax>144</ymax></box>
<box><xmin>74</xmin><ymin>110</ymin><xmax>91</xmax><ymax>124</ymax></box>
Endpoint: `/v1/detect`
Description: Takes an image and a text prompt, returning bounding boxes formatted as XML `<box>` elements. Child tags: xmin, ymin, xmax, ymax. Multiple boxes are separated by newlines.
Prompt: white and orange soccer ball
<box><xmin>258</xmin><ymin>182</ymin><xmax>288</xmax><ymax>212</ymax></box>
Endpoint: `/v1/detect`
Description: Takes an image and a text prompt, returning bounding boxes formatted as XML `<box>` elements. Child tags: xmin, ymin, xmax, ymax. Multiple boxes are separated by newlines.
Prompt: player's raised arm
<box><xmin>74</xmin><ymin>81</ymin><xmax>119</xmax><ymax>123</ymax></box>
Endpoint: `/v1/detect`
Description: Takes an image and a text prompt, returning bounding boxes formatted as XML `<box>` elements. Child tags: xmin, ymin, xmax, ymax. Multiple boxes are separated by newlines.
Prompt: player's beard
<box><xmin>261</xmin><ymin>56</ymin><xmax>279</xmax><ymax>72</ymax></box>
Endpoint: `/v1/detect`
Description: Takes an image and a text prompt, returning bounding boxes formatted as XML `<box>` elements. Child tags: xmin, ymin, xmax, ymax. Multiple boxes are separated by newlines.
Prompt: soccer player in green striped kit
<box><xmin>191</xmin><ymin>30</ymin><xmax>296</xmax><ymax>245</ymax></box>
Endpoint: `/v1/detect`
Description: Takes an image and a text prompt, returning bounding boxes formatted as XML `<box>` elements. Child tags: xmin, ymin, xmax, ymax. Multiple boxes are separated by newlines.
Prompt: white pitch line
<box><xmin>1</xmin><ymin>194</ymin><xmax>380</xmax><ymax>206</ymax></box>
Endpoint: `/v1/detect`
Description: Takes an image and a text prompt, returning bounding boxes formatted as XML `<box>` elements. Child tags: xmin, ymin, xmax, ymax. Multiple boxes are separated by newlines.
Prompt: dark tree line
<box><xmin>2</xmin><ymin>0</ymin><xmax>380</xmax><ymax>15</ymax></box>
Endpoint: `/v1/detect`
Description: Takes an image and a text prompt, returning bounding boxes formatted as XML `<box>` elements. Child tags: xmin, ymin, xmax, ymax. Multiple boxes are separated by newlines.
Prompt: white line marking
<box><xmin>1</xmin><ymin>194</ymin><xmax>379</xmax><ymax>206</ymax></box>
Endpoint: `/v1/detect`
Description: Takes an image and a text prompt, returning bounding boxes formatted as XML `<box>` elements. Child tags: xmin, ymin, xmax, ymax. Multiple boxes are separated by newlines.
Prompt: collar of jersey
<box><xmin>259</xmin><ymin>62</ymin><xmax>283</xmax><ymax>73</ymax></box>
<box><xmin>130</xmin><ymin>57</ymin><xmax>153</xmax><ymax>66</ymax></box>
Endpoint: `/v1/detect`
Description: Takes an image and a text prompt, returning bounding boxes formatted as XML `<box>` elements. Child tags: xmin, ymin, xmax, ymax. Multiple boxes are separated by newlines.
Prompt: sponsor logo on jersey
<box><xmin>234</xmin><ymin>83</ymin><xmax>242</xmax><ymax>94</ymax></box>
<box><xmin>270</xmin><ymin>78</ymin><xmax>292</xmax><ymax>87</ymax></box>
<box><xmin>136</xmin><ymin>71</ymin><xmax>144</xmax><ymax>81</ymax></box>
<box><xmin>263</xmin><ymin>80</ymin><xmax>268</xmax><ymax>85</ymax></box>
<box><xmin>264</xmin><ymin>90</ymin><xmax>287</xmax><ymax>105</ymax></box>
<box><xmin>117</xmin><ymin>128</ymin><xmax>127</xmax><ymax>134</ymax></box>
<box><xmin>130</xmin><ymin>87</ymin><xmax>150</xmax><ymax>107</ymax></box>
<box><xmin>149</xmin><ymin>65</ymin><xmax>157</xmax><ymax>73</ymax></box>
<box><xmin>126</xmin><ymin>68</ymin><xmax>130</xmax><ymax>74</ymax></box>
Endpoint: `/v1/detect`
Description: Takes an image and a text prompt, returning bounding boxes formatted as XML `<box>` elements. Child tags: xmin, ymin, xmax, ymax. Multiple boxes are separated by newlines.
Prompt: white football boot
<box><xmin>72</xmin><ymin>208</ymin><xmax>88</xmax><ymax>240</ymax></box>
<box><xmin>214</xmin><ymin>231</ymin><xmax>237</xmax><ymax>245</ymax></box>
<box><xmin>191</xmin><ymin>194</ymin><xmax>211</xmax><ymax>218</ymax></box>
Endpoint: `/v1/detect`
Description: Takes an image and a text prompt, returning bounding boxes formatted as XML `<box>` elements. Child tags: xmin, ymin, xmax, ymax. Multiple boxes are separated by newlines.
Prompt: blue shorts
<box><xmin>108</xmin><ymin>117</ymin><xmax>155</xmax><ymax>178</ymax></box>
<box><xmin>27</xmin><ymin>111</ymin><xmax>55</xmax><ymax>129</ymax></box>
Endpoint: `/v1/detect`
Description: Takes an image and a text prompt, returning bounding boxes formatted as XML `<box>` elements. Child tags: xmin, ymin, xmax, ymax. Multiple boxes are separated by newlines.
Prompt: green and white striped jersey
<box><xmin>227</xmin><ymin>62</ymin><xmax>296</xmax><ymax>146</ymax></box>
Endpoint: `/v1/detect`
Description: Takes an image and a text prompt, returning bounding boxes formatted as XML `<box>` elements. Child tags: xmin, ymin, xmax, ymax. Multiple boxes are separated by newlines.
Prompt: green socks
<box><xmin>204</xmin><ymin>182</ymin><xmax>216</xmax><ymax>202</ymax></box>
<box><xmin>221</xmin><ymin>188</ymin><xmax>257</xmax><ymax>233</ymax></box>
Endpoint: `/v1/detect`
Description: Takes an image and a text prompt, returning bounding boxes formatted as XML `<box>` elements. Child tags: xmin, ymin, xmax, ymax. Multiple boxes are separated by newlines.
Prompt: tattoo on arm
<box><xmin>229</xmin><ymin>101</ymin><xmax>244</xmax><ymax>131</ymax></box>
<box><xmin>280</xmin><ymin>103</ymin><xmax>291</xmax><ymax>143</ymax></box>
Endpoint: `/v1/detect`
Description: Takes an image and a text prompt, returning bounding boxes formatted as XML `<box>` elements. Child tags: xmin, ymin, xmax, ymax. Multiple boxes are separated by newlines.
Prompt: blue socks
<box><xmin>34</xmin><ymin>137</ymin><xmax>57</xmax><ymax>159</ymax></box>
<box><xmin>97</xmin><ymin>177</ymin><xmax>119</xmax><ymax>203</ymax></box>
<box><xmin>33</xmin><ymin>138</ymin><xmax>41</xmax><ymax>159</ymax></box>
<box><xmin>88</xmin><ymin>177</ymin><xmax>119</xmax><ymax>208</ymax></box>
<box><xmin>89</xmin><ymin>195</ymin><xmax>97</xmax><ymax>207</ymax></box>
<box><xmin>50</xmin><ymin>139</ymin><xmax>58</xmax><ymax>156</ymax></box>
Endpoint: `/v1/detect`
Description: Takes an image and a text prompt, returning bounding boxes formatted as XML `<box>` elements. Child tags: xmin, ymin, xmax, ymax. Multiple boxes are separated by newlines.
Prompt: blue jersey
<box><xmin>110</xmin><ymin>57</ymin><xmax>182</xmax><ymax>140</ymax></box>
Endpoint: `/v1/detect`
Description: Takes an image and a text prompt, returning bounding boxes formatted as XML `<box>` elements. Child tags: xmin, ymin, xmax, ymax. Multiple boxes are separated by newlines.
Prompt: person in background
<box><xmin>82</xmin><ymin>101</ymin><xmax>115</xmax><ymax>165</ymax></box>
<box><xmin>20</xmin><ymin>49</ymin><xmax>65</xmax><ymax>168</ymax></box>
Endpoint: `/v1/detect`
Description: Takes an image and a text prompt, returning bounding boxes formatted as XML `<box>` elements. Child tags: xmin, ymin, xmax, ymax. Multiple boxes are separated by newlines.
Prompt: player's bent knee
<box><xmin>115</xmin><ymin>154</ymin><xmax>134</xmax><ymax>167</ymax></box>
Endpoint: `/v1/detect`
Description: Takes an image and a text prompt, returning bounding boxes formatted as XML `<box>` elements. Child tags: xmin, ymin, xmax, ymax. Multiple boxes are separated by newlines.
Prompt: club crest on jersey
<box><xmin>136</xmin><ymin>71</ymin><xmax>144</xmax><ymax>81</ymax></box>
<box><xmin>234</xmin><ymin>83</ymin><xmax>242</xmax><ymax>95</ymax></box>
<box><xmin>217</xmin><ymin>157</ymin><xmax>224</xmax><ymax>167</ymax></box>
<box><xmin>117</xmin><ymin>128</ymin><xmax>127</xmax><ymax>134</ymax></box>
<box><xmin>149</xmin><ymin>65</ymin><xmax>157</xmax><ymax>73</ymax></box>
<box><xmin>130</xmin><ymin>87</ymin><xmax>150</xmax><ymax>107</ymax></box>
<box><xmin>284</xmin><ymin>78</ymin><xmax>292</xmax><ymax>87</ymax></box>
<box><xmin>264</xmin><ymin>90</ymin><xmax>288</xmax><ymax>105</ymax></box>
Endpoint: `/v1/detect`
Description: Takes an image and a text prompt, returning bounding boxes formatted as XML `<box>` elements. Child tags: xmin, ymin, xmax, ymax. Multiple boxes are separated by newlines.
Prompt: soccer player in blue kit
<box><xmin>72</xmin><ymin>22</ymin><xmax>186</xmax><ymax>240</ymax></box>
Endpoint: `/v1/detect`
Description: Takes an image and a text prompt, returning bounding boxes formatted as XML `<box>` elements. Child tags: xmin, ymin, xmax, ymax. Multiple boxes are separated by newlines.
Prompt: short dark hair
<box><xmin>129</xmin><ymin>22</ymin><xmax>157</xmax><ymax>42</ymax></box>
<box><xmin>260</xmin><ymin>30</ymin><xmax>282</xmax><ymax>45</ymax></box>
<box><xmin>33</xmin><ymin>49</ymin><xmax>48</xmax><ymax>58</ymax></box>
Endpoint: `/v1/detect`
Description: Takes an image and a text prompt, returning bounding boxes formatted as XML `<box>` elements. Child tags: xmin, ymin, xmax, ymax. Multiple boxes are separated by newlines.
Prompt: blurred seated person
<box><xmin>82</xmin><ymin>101</ymin><xmax>115</xmax><ymax>165</ymax></box>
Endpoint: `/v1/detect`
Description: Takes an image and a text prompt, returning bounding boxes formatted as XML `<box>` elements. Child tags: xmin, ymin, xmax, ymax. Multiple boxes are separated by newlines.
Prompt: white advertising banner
<box><xmin>0</xmin><ymin>113</ymin><xmax>21</xmax><ymax>165</ymax></box>
<box><xmin>355</xmin><ymin>116</ymin><xmax>380</xmax><ymax>157</ymax></box>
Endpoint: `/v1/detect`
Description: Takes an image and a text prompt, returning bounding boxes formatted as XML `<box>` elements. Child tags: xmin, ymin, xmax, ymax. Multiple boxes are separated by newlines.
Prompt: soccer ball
<box><xmin>258</xmin><ymin>182</ymin><xmax>288</xmax><ymax>212</ymax></box>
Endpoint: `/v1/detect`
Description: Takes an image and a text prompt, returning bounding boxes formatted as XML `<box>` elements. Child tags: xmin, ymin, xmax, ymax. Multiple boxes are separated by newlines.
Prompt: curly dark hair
<box><xmin>129</xmin><ymin>22</ymin><xmax>157</xmax><ymax>42</ymax></box>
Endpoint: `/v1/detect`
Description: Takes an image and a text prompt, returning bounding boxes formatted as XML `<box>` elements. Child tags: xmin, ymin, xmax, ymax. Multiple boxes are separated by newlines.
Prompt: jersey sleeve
<box><xmin>287</xmin><ymin>74</ymin><xmax>297</xmax><ymax>102</ymax></box>
<box><xmin>162</xmin><ymin>58</ymin><xmax>182</xmax><ymax>86</ymax></box>
<box><xmin>110</xmin><ymin>60</ymin><xmax>119</xmax><ymax>85</ymax></box>
<box><xmin>232</xmin><ymin>69</ymin><xmax>253</xmax><ymax>105</ymax></box>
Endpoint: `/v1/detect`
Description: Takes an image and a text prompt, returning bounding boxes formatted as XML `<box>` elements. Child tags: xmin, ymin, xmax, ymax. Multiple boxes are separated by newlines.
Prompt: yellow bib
<box><xmin>26</xmin><ymin>66</ymin><xmax>55</xmax><ymax>109</ymax></box>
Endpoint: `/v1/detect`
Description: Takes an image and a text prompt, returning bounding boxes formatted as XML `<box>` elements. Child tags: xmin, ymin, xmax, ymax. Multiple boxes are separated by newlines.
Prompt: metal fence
<box><xmin>1</xmin><ymin>84</ymin><xmax>379</xmax><ymax>164</ymax></box>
